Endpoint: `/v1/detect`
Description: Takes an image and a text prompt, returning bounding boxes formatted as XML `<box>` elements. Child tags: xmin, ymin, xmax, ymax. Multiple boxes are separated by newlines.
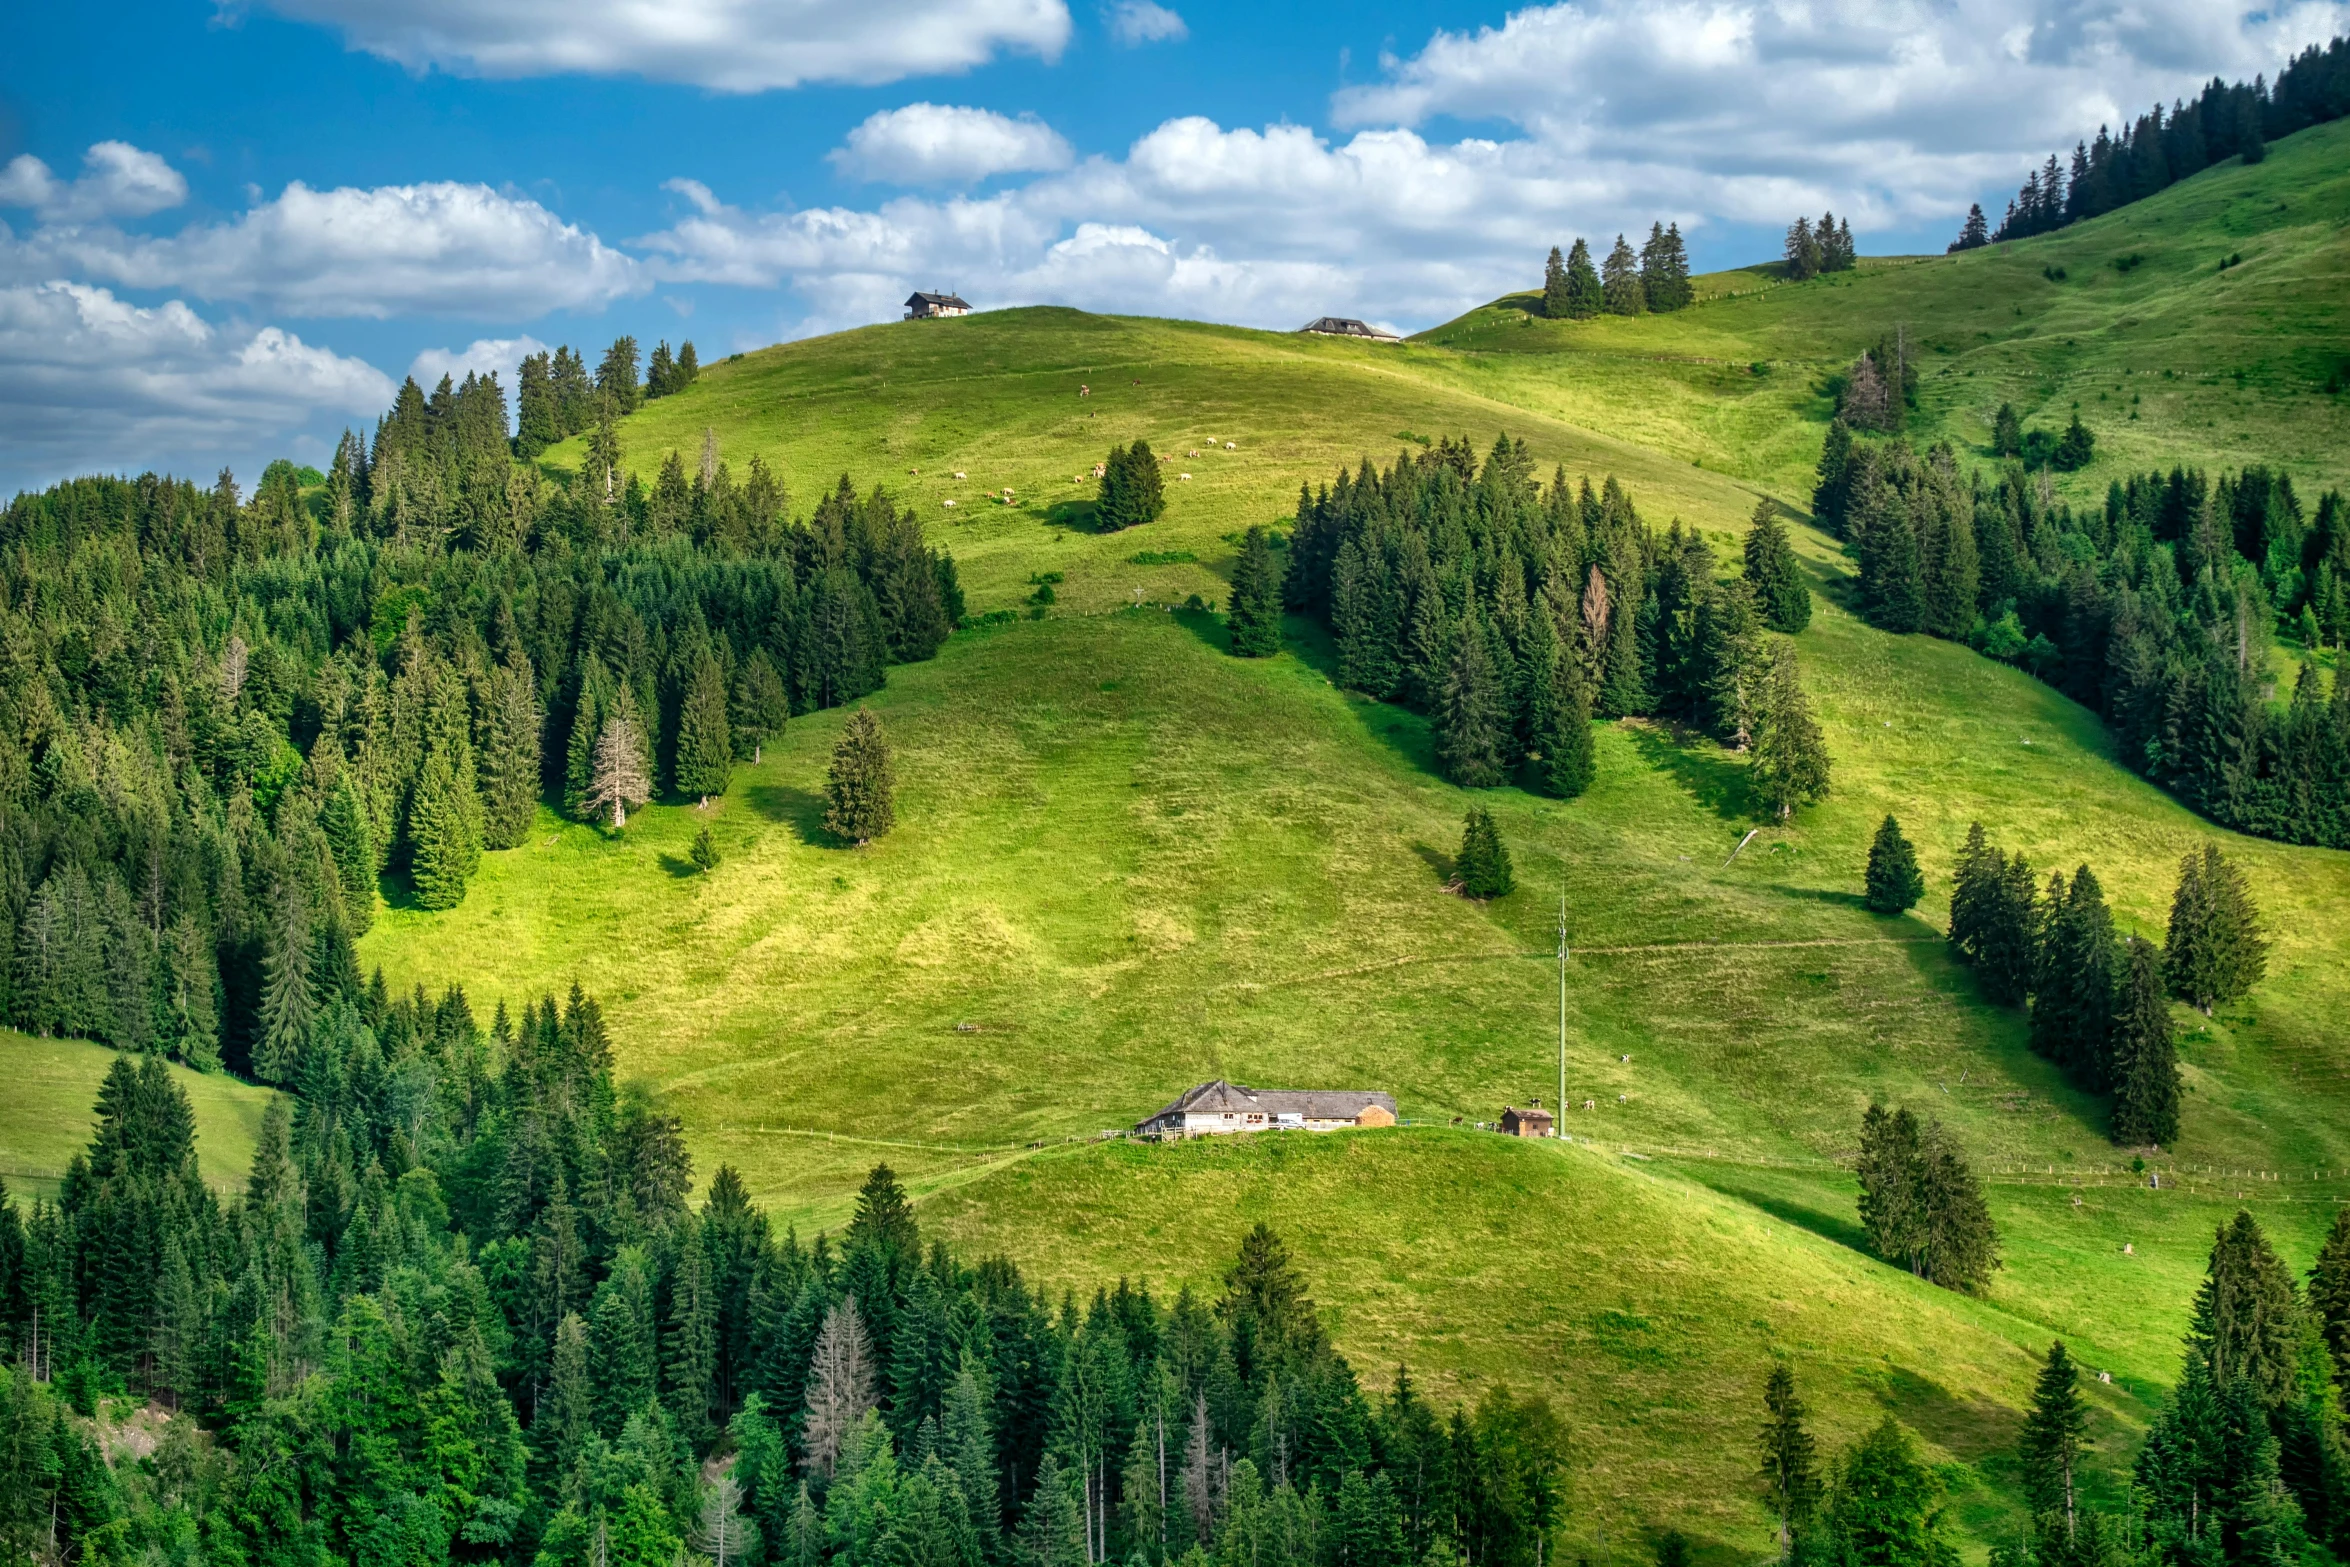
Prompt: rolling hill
<box><xmin>0</xmin><ymin>115</ymin><xmax>2334</xmax><ymax>1561</ymax></box>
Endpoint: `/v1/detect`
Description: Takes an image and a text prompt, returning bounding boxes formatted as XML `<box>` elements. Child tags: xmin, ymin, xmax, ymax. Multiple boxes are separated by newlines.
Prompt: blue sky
<box><xmin>4</xmin><ymin>0</ymin><xmax>2345</xmax><ymax>491</ymax></box>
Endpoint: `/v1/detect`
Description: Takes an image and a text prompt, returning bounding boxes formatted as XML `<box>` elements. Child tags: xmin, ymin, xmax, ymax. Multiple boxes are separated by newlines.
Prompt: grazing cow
<box><xmin>1079</xmin><ymin>385</ymin><xmax>1091</xmax><ymax>397</ymax></box>
<box><xmin>1092</xmin><ymin>462</ymin><xmax>1107</xmax><ymax>478</ymax></box>
<box><xmin>1224</xmin><ymin>441</ymin><xmax>1236</xmax><ymax>450</ymax></box>
<box><xmin>1179</xmin><ymin>473</ymin><xmax>1191</xmax><ymax>481</ymax></box>
<box><xmin>944</xmin><ymin>499</ymin><xmax>957</xmax><ymax>508</ymax></box>
<box><xmin>953</xmin><ymin>470</ymin><xmax>967</xmax><ymax>479</ymax></box>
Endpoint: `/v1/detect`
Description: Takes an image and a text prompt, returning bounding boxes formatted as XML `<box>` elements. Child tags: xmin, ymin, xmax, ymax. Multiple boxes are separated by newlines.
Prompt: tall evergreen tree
<box><xmin>1743</xmin><ymin>499</ymin><xmax>1812</xmax><ymax>633</ymax></box>
<box><xmin>1758</xmin><ymin>1363</ymin><xmax>1822</xmax><ymax>1560</ymax></box>
<box><xmin>1810</xmin><ymin>419</ymin><xmax>1856</xmax><ymax>536</ymax></box>
<box><xmin>1098</xmin><ymin>442</ymin><xmax>1168</xmax><ymax>532</ymax></box>
<box><xmin>1541</xmin><ymin>246</ymin><xmax>1570</xmax><ymax>319</ymax></box>
<box><xmin>2190</xmin><ymin>1210</ymin><xmax>2302</xmax><ymax>1409</ymax></box>
<box><xmin>2310</xmin><ymin>1207</ymin><xmax>2350</xmax><ymax>1413</ymax></box>
<box><xmin>597</xmin><ymin>336</ymin><xmax>643</xmax><ymax>412</ymax></box>
<box><xmin>1228</xmin><ymin>526</ymin><xmax>1286</xmax><ymax>658</ymax></box>
<box><xmin>730</xmin><ymin>649</ymin><xmax>790</xmax><ymax>764</ymax></box>
<box><xmin>2031</xmin><ymin>866</ymin><xmax>2119</xmax><ymax>1088</ymax></box>
<box><xmin>1437</xmin><ymin>614</ymin><xmax>1509</xmax><ymax>788</ymax></box>
<box><xmin>477</xmin><ymin>657</ymin><xmax>542</xmax><ymax>851</ymax></box>
<box><xmin>409</xmin><ymin>742</ymin><xmax>484</xmax><ymax>909</ymax></box>
<box><xmin>254</xmin><ymin>895</ymin><xmax>314</xmax><ymax>1083</ymax></box>
<box><xmin>1749</xmin><ymin>645</ymin><xmax>1830</xmax><ymax>819</ymax></box>
<box><xmin>1602</xmin><ymin>234</ymin><xmax>1645</xmax><ymax>315</ymax></box>
<box><xmin>1561</xmin><ymin>238</ymin><xmax>1603</xmax><ymax>319</ymax></box>
<box><xmin>1455</xmin><ymin>807</ymin><xmax>1515</xmax><ymax>900</ymax></box>
<box><xmin>1533</xmin><ymin>646</ymin><xmax>1595</xmax><ymax>799</ymax></box>
<box><xmin>2019</xmin><ymin>1341</ymin><xmax>2092</xmax><ymax>1536</ymax></box>
<box><xmin>824</xmin><ymin>708</ymin><xmax>897</xmax><ymax>845</ymax></box>
<box><xmin>2166</xmin><ymin>846</ymin><xmax>2269</xmax><ymax>1014</ymax></box>
<box><xmin>675</xmin><ymin>653</ymin><xmax>735</xmax><ymax>802</ymax></box>
<box><xmin>1864</xmin><ymin>816</ymin><xmax>1926</xmax><ymax>915</ymax></box>
<box><xmin>2111</xmin><ymin>935</ymin><xmax>2183</xmax><ymax>1147</ymax></box>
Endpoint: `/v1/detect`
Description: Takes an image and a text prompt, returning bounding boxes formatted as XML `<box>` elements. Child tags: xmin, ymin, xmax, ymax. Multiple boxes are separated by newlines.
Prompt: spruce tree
<box><xmin>1602</xmin><ymin>234</ymin><xmax>1645</xmax><ymax>315</ymax></box>
<box><xmin>1098</xmin><ymin>441</ymin><xmax>1167</xmax><ymax>532</ymax></box>
<box><xmin>1810</xmin><ymin>419</ymin><xmax>1856</xmax><ymax>536</ymax></box>
<box><xmin>1947</xmin><ymin>823</ymin><xmax>1994</xmax><ymax>960</ymax></box>
<box><xmin>1993</xmin><ymin>403</ymin><xmax>2023</xmax><ymax>458</ymax></box>
<box><xmin>690</xmin><ymin>824</ymin><xmax>722</xmax><ymax>874</ymax></box>
<box><xmin>320</xmin><ymin>773</ymin><xmax>377</xmax><ymax>932</ymax></box>
<box><xmin>1749</xmin><ymin>645</ymin><xmax>1830</xmax><ymax>820</ymax></box>
<box><xmin>730</xmin><ymin>649</ymin><xmax>789</xmax><ymax>763</ymax></box>
<box><xmin>1599</xmin><ymin>576</ymin><xmax>1649</xmax><ymax>718</ymax></box>
<box><xmin>1542</xmin><ymin>246</ymin><xmax>1570</xmax><ymax>319</ymax></box>
<box><xmin>2310</xmin><ymin>1207</ymin><xmax>2350</xmax><ymax>1409</ymax></box>
<box><xmin>1455</xmin><ymin>807</ymin><xmax>1515</xmax><ymax>900</ymax></box>
<box><xmin>675</xmin><ymin>653</ymin><xmax>734</xmax><ymax>802</ymax></box>
<box><xmin>2019</xmin><ymin>1341</ymin><xmax>2092</xmax><ymax>1536</ymax></box>
<box><xmin>1979</xmin><ymin>850</ymin><xmax>2041</xmax><ymax>1007</ymax></box>
<box><xmin>1228</xmin><ymin>525</ymin><xmax>1286</xmax><ymax>658</ymax></box>
<box><xmin>565</xmin><ymin>656</ymin><xmax>615</xmax><ymax>821</ymax></box>
<box><xmin>1437</xmin><ymin>614</ymin><xmax>1509</xmax><ymax>788</ymax></box>
<box><xmin>1916</xmin><ymin>1116</ymin><xmax>2000</xmax><ymax>1291</ymax></box>
<box><xmin>254</xmin><ymin>897</ymin><xmax>314</xmax><ymax>1083</ymax></box>
<box><xmin>1742</xmin><ymin>499</ymin><xmax>1811</xmax><ymax>633</ymax></box>
<box><xmin>2031</xmin><ymin>866</ymin><xmax>2119</xmax><ymax>1088</ymax></box>
<box><xmin>1758</xmin><ymin>1363</ymin><xmax>1821</xmax><ymax>1559</ymax></box>
<box><xmin>2166</xmin><ymin>845</ymin><xmax>2268</xmax><ymax>1014</ymax></box>
<box><xmin>2110</xmin><ymin>935</ymin><xmax>2182</xmax><ymax>1147</ymax></box>
<box><xmin>824</xmin><ymin>708</ymin><xmax>897</xmax><ymax>845</ymax></box>
<box><xmin>408</xmin><ymin>743</ymin><xmax>484</xmax><ymax>911</ymax></box>
<box><xmin>1864</xmin><ymin>816</ymin><xmax>1926</xmax><ymax>915</ymax></box>
<box><xmin>2190</xmin><ymin>1210</ymin><xmax>2301</xmax><ymax>1409</ymax></box>
<box><xmin>1535</xmin><ymin>647</ymin><xmax>1595</xmax><ymax>799</ymax></box>
<box><xmin>1562</xmin><ymin>238</ymin><xmax>1603</xmax><ymax>319</ymax></box>
<box><xmin>477</xmin><ymin>658</ymin><xmax>541</xmax><ymax>851</ymax></box>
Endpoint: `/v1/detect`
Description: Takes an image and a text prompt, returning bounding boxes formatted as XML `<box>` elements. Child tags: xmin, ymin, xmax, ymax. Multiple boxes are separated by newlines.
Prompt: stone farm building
<box><xmin>905</xmin><ymin>292</ymin><xmax>972</xmax><ymax>319</ymax></box>
<box><xmin>1137</xmin><ymin>1080</ymin><xmax>1398</xmax><ymax>1139</ymax></box>
<box><xmin>1298</xmin><ymin>317</ymin><xmax>1402</xmax><ymax>343</ymax></box>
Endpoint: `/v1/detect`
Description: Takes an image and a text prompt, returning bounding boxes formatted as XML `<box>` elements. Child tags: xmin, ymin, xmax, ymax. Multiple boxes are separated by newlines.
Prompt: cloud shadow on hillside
<box><xmin>745</xmin><ymin>783</ymin><xmax>831</xmax><ymax>846</ymax></box>
<box><xmin>1623</xmin><ymin>722</ymin><xmax>1752</xmax><ymax>823</ymax></box>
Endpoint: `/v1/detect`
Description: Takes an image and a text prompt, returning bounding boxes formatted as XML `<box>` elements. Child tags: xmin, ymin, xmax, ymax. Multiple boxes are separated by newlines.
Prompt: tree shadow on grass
<box><xmin>656</xmin><ymin>854</ymin><xmax>701</xmax><ymax>879</ymax></box>
<box><xmin>1278</xmin><ymin>616</ymin><xmax>1447</xmax><ymax>778</ymax></box>
<box><xmin>1768</xmin><ymin>884</ymin><xmax>1875</xmax><ymax>913</ymax></box>
<box><xmin>1411</xmin><ymin>841</ymin><xmax>1455</xmax><ymax>887</ymax></box>
<box><xmin>1696</xmin><ymin>1176</ymin><xmax>1873</xmax><ymax>1255</ymax></box>
<box><xmin>1043</xmin><ymin>499</ymin><xmax>1102</xmax><ymax>534</ymax></box>
<box><xmin>744</xmin><ymin>783</ymin><xmax>831</xmax><ymax>846</ymax></box>
<box><xmin>1622</xmin><ymin>722</ymin><xmax>1754</xmax><ymax>824</ymax></box>
<box><xmin>1874</xmin><ymin>1367</ymin><xmax>2023</xmax><ymax>1462</ymax></box>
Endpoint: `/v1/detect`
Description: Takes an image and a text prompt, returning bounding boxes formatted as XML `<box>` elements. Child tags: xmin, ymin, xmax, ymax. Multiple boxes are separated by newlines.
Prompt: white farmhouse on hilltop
<box><xmin>1137</xmin><ymin>1080</ymin><xmax>1398</xmax><ymax>1139</ymax></box>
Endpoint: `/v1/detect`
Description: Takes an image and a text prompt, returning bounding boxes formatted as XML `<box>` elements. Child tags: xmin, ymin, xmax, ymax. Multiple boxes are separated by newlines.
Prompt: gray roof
<box><xmin>1143</xmin><ymin>1079</ymin><xmax>1398</xmax><ymax>1124</ymax></box>
<box><xmin>908</xmin><ymin>291</ymin><xmax>971</xmax><ymax>308</ymax></box>
<box><xmin>1298</xmin><ymin>317</ymin><xmax>1398</xmax><ymax>339</ymax></box>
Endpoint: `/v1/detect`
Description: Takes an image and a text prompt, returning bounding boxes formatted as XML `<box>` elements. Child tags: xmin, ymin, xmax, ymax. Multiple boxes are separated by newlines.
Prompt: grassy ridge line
<box><xmin>0</xmin><ymin>1031</ymin><xmax>277</xmax><ymax>1197</ymax></box>
<box><xmin>551</xmin><ymin>306</ymin><xmax>1779</xmax><ymax>617</ymax></box>
<box><xmin>1414</xmin><ymin>118</ymin><xmax>2350</xmax><ymax>504</ymax></box>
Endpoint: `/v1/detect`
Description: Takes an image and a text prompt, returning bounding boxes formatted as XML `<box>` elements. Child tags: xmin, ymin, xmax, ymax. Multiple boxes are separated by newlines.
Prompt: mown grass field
<box><xmin>0</xmin><ymin>1031</ymin><xmax>277</xmax><ymax>1198</ymax></box>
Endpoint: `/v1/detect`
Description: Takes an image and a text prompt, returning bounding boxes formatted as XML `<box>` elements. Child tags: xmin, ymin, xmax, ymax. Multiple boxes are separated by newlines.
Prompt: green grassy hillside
<box><xmin>316</xmin><ymin>115</ymin><xmax>2350</xmax><ymax>1556</ymax></box>
<box><xmin>0</xmin><ymin>1031</ymin><xmax>278</xmax><ymax>1197</ymax></box>
<box><xmin>1414</xmin><ymin>117</ymin><xmax>2350</xmax><ymax>505</ymax></box>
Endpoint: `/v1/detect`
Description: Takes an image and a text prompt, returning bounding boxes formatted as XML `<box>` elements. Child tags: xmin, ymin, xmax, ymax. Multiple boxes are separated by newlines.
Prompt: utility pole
<box><xmin>1557</xmin><ymin>883</ymin><xmax>1569</xmax><ymax>1133</ymax></box>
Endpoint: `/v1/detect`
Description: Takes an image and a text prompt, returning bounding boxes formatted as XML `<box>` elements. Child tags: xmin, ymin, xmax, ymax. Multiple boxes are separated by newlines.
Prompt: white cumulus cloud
<box><xmin>408</xmin><ymin>333</ymin><xmax>552</xmax><ymax>393</ymax></box>
<box><xmin>0</xmin><ymin>281</ymin><xmax>392</xmax><ymax>490</ymax></box>
<box><xmin>1105</xmin><ymin>0</ymin><xmax>1185</xmax><ymax>46</ymax></box>
<box><xmin>0</xmin><ymin>142</ymin><xmax>189</xmax><ymax>223</ymax></box>
<box><xmin>831</xmin><ymin>103</ymin><xmax>1075</xmax><ymax>184</ymax></box>
<box><xmin>254</xmin><ymin>0</ymin><xmax>1073</xmax><ymax>91</ymax></box>
<box><xmin>8</xmin><ymin>179</ymin><xmax>644</xmax><ymax>319</ymax></box>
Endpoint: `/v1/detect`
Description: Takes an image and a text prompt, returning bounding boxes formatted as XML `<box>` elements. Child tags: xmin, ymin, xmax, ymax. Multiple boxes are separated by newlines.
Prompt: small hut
<box><xmin>1499</xmin><ymin>1102</ymin><xmax>1555</xmax><ymax>1138</ymax></box>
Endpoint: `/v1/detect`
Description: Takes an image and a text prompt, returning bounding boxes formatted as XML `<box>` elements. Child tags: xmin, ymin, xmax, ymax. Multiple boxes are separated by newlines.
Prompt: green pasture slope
<box><xmin>0</xmin><ymin>1031</ymin><xmax>277</xmax><ymax>1198</ymax></box>
<box><xmin>1416</xmin><ymin>115</ymin><xmax>2350</xmax><ymax>505</ymax></box>
<box><xmin>348</xmin><ymin>121</ymin><xmax>2350</xmax><ymax>1557</ymax></box>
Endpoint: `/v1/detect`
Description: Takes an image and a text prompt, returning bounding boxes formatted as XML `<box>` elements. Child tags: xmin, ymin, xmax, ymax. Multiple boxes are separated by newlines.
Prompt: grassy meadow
<box><xmin>0</xmin><ymin>1031</ymin><xmax>278</xmax><ymax>1198</ymax></box>
<box><xmin>2</xmin><ymin>115</ymin><xmax>2339</xmax><ymax>1558</ymax></box>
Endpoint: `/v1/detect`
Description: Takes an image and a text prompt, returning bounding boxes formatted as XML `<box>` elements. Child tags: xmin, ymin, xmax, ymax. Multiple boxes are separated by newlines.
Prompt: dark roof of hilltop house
<box><xmin>1146</xmin><ymin>1080</ymin><xmax>1400</xmax><ymax>1121</ymax></box>
<box><xmin>1299</xmin><ymin>317</ymin><xmax>1400</xmax><ymax>341</ymax></box>
<box><xmin>908</xmin><ymin>292</ymin><xmax>971</xmax><ymax>309</ymax></box>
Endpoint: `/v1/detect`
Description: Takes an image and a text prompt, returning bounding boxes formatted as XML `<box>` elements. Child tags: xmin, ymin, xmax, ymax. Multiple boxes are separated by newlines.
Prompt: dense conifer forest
<box><xmin>1955</xmin><ymin>33</ymin><xmax>2350</xmax><ymax>247</ymax></box>
<box><xmin>0</xmin><ymin>355</ymin><xmax>960</xmax><ymax>1077</ymax></box>
<box><xmin>1287</xmin><ymin>439</ymin><xmax>1829</xmax><ymax>814</ymax></box>
<box><xmin>1814</xmin><ymin>432</ymin><xmax>2350</xmax><ymax>847</ymax></box>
